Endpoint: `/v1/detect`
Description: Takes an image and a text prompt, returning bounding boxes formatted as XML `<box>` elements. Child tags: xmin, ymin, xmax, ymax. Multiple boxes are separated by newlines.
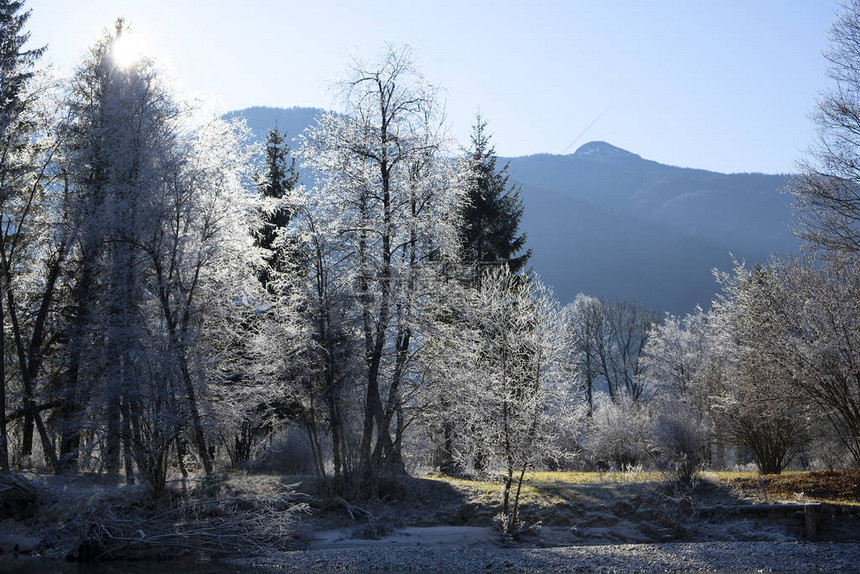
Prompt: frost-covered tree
<box><xmin>564</xmin><ymin>294</ymin><xmax>606</xmax><ymax>415</ymax></box>
<box><xmin>256</xmin><ymin>126</ymin><xmax>300</xmax><ymax>291</ymax></box>
<box><xmin>145</xmin><ymin>117</ymin><xmax>261</xmax><ymax>487</ymax></box>
<box><xmin>598</xmin><ymin>300</ymin><xmax>658</xmax><ymax>401</ymax></box>
<box><xmin>0</xmin><ymin>0</ymin><xmax>68</xmax><ymax>473</ymax></box>
<box><xmin>453</xmin><ymin>268</ymin><xmax>569</xmax><ymax>533</ymax></box>
<box><xmin>776</xmin><ymin>0</ymin><xmax>860</xmax><ymax>469</ymax></box>
<box><xmin>300</xmin><ymin>45</ymin><xmax>460</xmax><ymax>491</ymax></box>
<box><xmin>566</xmin><ymin>297</ymin><xmax>656</xmax><ymax>405</ymax></box>
<box><xmin>61</xmin><ymin>21</ymin><xmax>185</xmax><ymax>479</ymax></box>
<box><xmin>60</xmin><ymin>21</ymin><xmax>261</xmax><ymax>490</ymax></box>
<box><xmin>0</xmin><ymin>76</ymin><xmax>67</xmax><ymax>474</ymax></box>
<box><xmin>743</xmin><ymin>256</ymin><xmax>860</xmax><ymax>467</ymax></box>
<box><xmin>586</xmin><ymin>393</ymin><xmax>650</xmax><ymax>470</ymax></box>
<box><xmin>709</xmin><ymin>264</ymin><xmax>811</xmax><ymax>474</ymax></box>
<box><xmin>286</xmin><ymin>190</ymin><xmax>360</xmax><ymax>480</ymax></box>
<box><xmin>649</xmin><ymin>399</ymin><xmax>709</xmax><ymax>483</ymax></box>
<box><xmin>789</xmin><ymin>0</ymin><xmax>860</xmax><ymax>255</ymax></box>
<box><xmin>640</xmin><ymin>309</ymin><xmax>712</xmax><ymax>402</ymax></box>
<box><xmin>640</xmin><ymin>308</ymin><xmax>716</xmax><ymax>477</ymax></box>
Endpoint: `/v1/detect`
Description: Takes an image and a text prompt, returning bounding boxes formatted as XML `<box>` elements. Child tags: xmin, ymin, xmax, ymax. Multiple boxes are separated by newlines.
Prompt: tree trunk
<box><xmin>120</xmin><ymin>397</ymin><xmax>135</xmax><ymax>485</ymax></box>
<box><xmin>177</xmin><ymin>350</ymin><xmax>213</xmax><ymax>477</ymax></box>
<box><xmin>0</xmin><ymin>296</ymin><xmax>8</xmax><ymax>472</ymax></box>
<box><xmin>20</xmin><ymin>413</ymin><xmax>33</xmax><ymax>458</ymax></box>
<box><xmin>103</xmin><ymin>393</ymin><xmax>121</xmax><ymax>474</ymax></box>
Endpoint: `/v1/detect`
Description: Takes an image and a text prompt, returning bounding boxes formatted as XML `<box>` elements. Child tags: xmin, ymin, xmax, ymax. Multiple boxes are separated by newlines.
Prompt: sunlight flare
<box><xmin>111</xmin><ymin>29</ymin><xmax>143</xmax><ymax>69</ymax></box>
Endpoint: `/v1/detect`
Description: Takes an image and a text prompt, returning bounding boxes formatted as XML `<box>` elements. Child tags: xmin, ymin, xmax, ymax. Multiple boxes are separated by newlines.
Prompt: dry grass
<box><xmin>422</xmin><ymin>470</ymin><xmax>664</xmax><ymax>511</ymax></box>
<box><xmin>525</xmin><ymin>470</ymin><xmax>663</xmax><ymax>484</ymax></box>
<box><xmin>424</xmin><ymin>469</ymin><xmax>860</xmax><ymax>514</ymax></box>
<box><xmin>706</xmin><ymin>469</ymin><xmax>860</xmax><ymax>505</ymax></box>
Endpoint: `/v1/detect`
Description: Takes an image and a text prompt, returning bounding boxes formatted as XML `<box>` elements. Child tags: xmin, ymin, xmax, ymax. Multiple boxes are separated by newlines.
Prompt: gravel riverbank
<box><xmin>238</xmin><ymin>541</ymin><xmax>860</xmax><ymax>572</ymax></box>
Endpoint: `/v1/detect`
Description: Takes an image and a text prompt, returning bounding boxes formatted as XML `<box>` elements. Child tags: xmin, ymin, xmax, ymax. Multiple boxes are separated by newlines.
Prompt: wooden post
<box><xmin>804</xmin><ymin>503</ymin><xmax>818</xmax><ymax>540</ymax></box>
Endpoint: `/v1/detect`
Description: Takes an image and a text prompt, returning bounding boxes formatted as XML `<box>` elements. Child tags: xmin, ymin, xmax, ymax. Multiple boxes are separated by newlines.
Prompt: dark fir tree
<box><xmin>256</xmin><ymin>126</ymin><xmax>300</xmax><ymax>290</ymax></box>
<box><xmin>0</xmin><ymin>1</ymin><xmax>42</xmax><ymax>148</ymax></box>
<box><xmin>0</xmin><ymin>0</ymin><xmax>44</xmax><ymax>473</ymax></box>
<box><xmin>460</xmin><ymin>116</ymin><xmax>531</xmax><ymax>288</ymax></box>
<box><xmin>441</xmin><ymin>117</ymin><xmax>532</xmax><ymax>475</ymax></box>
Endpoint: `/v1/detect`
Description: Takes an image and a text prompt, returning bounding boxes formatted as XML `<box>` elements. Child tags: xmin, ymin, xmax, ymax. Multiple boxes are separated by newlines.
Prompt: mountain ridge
<box><xmin>229</xmin><ymin>106</ymin><xmax>798</xmax><ymax>314</ymax></box>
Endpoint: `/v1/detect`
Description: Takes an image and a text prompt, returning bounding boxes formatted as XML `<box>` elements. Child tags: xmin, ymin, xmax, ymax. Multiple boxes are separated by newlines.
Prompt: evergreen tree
<box><xmin>256</xmin><ymin>126</ymin><xmax>299</xmax><ymax>290</ymax></box>
<box><xmin>0</xmin><ymin>0</ymin><xmax>46</xmax><ymax>473</ymax></box>
<box><xmin>0</xmin><ymin>1</ymin><xmax>43</xmax><ymax>149</ymax></box>
<box><xmin>460</xmin><ymin>116</ymin><xmax>531</xmax><ymax>288</ymax></box>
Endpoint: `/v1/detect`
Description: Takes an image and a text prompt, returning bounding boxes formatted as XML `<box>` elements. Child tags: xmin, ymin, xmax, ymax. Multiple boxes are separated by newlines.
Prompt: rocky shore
<box><xmin>239</xmin><ymin>540</ymin><xmax>860</xmax><ymax>573</ymax></box>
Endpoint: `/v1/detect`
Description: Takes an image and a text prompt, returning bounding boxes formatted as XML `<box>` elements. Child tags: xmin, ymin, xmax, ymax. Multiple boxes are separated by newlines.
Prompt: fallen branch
<box><xmin>67</xmin><ymin>481</ymin><xmax>309</xmax><ymax>561</ymax></box>
<box><xmin>333</xmin><ymin>496</ymin><xmax>374</xmax><ymax>521</ymax></box>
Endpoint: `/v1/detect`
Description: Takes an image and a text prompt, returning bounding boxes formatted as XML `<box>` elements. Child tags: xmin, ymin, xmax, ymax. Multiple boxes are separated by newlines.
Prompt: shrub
<box><xmin>586</xmin><ymin>394</ymin><xmax>650</xmax><ymax>470</ymax></box>
<box><xmin>650</xmin><ymin>400</ymin><xmax>709</xmax><ymax>483</ymax></box>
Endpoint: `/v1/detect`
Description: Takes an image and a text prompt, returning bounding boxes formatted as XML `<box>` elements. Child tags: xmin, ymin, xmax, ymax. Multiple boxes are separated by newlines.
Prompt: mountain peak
<box><xmin>573</xmin><ymin>141</ymin><xmax>640</xmax><ymax>161</ymax></box>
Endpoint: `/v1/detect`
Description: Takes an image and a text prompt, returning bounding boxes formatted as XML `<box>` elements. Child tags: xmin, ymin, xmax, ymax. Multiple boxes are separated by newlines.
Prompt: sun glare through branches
<box><xmin>111</xmin><ymin>26</ymin><xmax>143</xmax><ymax>69</ymax></box>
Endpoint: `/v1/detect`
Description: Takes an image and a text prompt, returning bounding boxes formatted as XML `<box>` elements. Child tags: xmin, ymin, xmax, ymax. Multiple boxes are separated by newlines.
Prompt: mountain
<box><xmin>224</xmin><ymin>105</ymin><xmax>324</xmax><ymax>145</ymax></box>
<box><xmin>508</xmin><ymin>143</ymin><xmax>797</xmax><ymax>313</ymax></box>
<box><xmin>229</xmin><ymin>107</ymin><xmax>798</xmax><ymax>315</ymax></box>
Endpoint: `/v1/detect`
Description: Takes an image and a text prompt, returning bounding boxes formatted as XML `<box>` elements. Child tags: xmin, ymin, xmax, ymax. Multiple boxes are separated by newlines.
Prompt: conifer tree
<box><xmin>460</xmin><ymin>116</ymin><xmax>531</xmax><ymax>288</ymax></box>
<box><xmin>256</xmin><ymin>127</ymin><xmax>299</xmax><ymax>290</ymax></box>
<box><xmin>0</xmin><ymin>0</ymin><xmax>46</xmax><ymax>473</ymax></box>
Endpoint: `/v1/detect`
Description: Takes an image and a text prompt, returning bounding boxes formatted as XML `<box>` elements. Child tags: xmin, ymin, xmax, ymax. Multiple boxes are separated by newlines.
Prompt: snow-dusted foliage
<box><xmin>707</xmin><ymin>263</ymin><xmax>812</xmax><ymax>474</ymax></box>
<box><xmin>447</xmin><ymin>268</ymin><xmax>571</xmax><ymax>532</ymax></box>
<box><xmin>586</xmin><ymin>393</ymin><xmax>650</xmax><ymax>470</ymax></box>
<box><xmin>649</xmin><ymin>399</ymin><xmax>709</xmax><ymax>483</ymax></box>
<box><xmin>51</xmin><ymin>22</ymin><xmax>263</xmax><ymax>491</ymax></box>
<box><xmin>640</xmin><ymin>309</ymin><xmax>710</xmax><ymax>399</ymax></box>
<box><xmin>298</xmin><ymin>45</ymin><xmax>463</xmax><ymax>490</ymax></box>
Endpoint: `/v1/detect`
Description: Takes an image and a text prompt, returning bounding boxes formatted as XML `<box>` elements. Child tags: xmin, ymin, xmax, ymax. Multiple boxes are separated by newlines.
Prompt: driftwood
<box><xmin>67</xmin><ymin>481</ymin><xmax>308</xmax><ymax>561</ymax></box>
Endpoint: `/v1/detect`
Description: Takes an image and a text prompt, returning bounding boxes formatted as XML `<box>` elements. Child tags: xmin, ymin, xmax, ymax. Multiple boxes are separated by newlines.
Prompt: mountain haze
<box><xmin>224</xmin><ymin>106</ymin><xmax>324</xmax><ymax>146</ymax></box>
<box><xmin>231</xmin><ymin>107</ymin><xmax>798</xmax><ymax>314</ymax></box>
<box><xmin>508</xmin><ymin>142</ymin><xmax>796</xmax><ymax>313</ymax></box>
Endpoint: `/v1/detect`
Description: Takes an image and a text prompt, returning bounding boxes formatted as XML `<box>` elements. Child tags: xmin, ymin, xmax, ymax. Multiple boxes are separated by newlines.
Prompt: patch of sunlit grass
<box><xmin>704</xmin><ymin>469</ymin><xmax>860</xmax><ymax>504</ymax></box>
<box><xmin>424</xmin><ymin>469</ymin><xmax>664</xmax><ymax>507</ymax></box>
<box><xmin>524</xmin><ymin>470</ymin><xmax>663</xmax><ymax>484</ymax></box>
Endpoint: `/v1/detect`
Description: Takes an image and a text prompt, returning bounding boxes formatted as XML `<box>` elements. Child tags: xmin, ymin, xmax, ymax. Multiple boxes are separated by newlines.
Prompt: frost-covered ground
<box><xmin>239</xmin><ymin>537</ymin><xmax>860</xmax><ymax>573</ymax></box>
<box><xmin>4</xmin><ymin>470</ymin><xmax>859</xmax><ymax>572</ymax></box>
<box><xmin>231</xmin><ymin>470</ymin><xmax>860</xmax><ymax>572</ymax></box>
<box><xmin>232</xmin><ymin>471</ymin><xmax>860</xmax><ymax>573</ymax></box>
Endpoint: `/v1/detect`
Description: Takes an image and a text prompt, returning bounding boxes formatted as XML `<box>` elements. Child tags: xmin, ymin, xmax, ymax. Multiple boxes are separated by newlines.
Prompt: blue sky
<box><xmin>27</xmin><ymin>1</ymin><xmax>838</xmax><ymax>174</ymax></box>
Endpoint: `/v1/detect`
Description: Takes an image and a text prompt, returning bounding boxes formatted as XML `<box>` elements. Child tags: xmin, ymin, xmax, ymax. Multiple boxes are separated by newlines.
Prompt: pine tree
<box><xmin>256</xmin><ymin>126</ymin><xmax>299</xmax><ymax>290</ymax></box>
<box><xmin>0</xmin><ymin>0</ymin><xmax>46</xmax><ymax>473</ymax></box>
<box><xmin>0</xmin><ymin>1</ymin><xmax>43</xmax><ymax>152</ymax></box>
<box><xmin>460</xmin><ymin>116</ymin><xmax>531</xmax><ymax>288</ymax></box>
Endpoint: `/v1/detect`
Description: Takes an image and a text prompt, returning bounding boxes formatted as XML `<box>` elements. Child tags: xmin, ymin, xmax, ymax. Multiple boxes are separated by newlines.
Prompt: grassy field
<box><xmin>424</xmin><ymin>469</ymin><xmax>860</xmax><ymax>506</ymax></box>
<box><xmin>423</xmin><ymin>470</ymin><xmax>663</xmax><ymax>506</ymax></box>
